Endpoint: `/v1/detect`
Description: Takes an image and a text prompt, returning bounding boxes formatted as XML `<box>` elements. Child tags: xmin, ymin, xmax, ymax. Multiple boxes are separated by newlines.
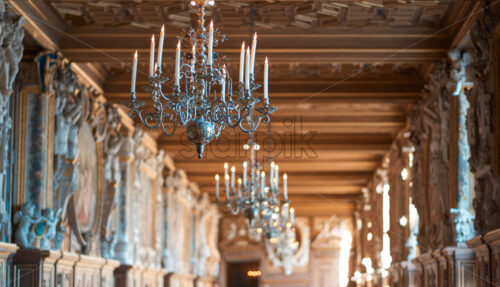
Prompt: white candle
<box><xmin>208</xmin><ymin>20</ymin><xmax>214</xmax><ymax>66</ymax></box>
<box><xmin>191</xmin><ymin>44</ymin><xmax>196</xmax><ymax>74</ymax></box>
<box><xmin>175</xmin><ymin>41</ymin><xmax>181</xmax><ymax>87</ymax></box>
<box><xmin>225</xmin><ymin>174</ymin><xmax>230</xmax><ymax>200</ymax></box>
<box><xmin>131</xmin><ymin>50</ymin><xmax>138</xmax><ymax>93</ymax></box>
<box><xmin>250</xmin><ymin>32</ymin><xmax>257</xmax><ymax>75</ymax></box>
<box><xmin>275</xmin><ymin>164</ymin><xmax>279</xmax><ymax>188</ymax></box>
<box><xmin>270</xmin><ymin>161</ymin><xmax>275</xmax><ymax>188</ymax></box>
<box><xmin>215</xmin><ymin>174</ymin><xmax>220</xmax><ymax>201</ymax></box>
<box><xmin>260</xmin><ymin>171</ymin><xmax>265</xmax><ymax>197</ymax></box>
<box><xmin>221</xmin><ymin>67</ymin><xmax>226</xmax><ymax>102</ymax></box>
<box><xmin>231</xmin><ymin>166</ymin><xmax>235</xmax><ymax>189</ymax></box>
<box><xmin>224</xmin><ymin>162</ymin><xmax>228</xmax><ymax>178</ymax></box>
<box><xmin>149</xmin><ymin>35</ymin><xmax>155</xmax><ymax>77</ymax></box>
<box><xmin>264</xmin><ymin>57</ymin><xmax>269</xmax><ymax>104</ymax></box>
<box><xmin>290</xmin><ymin>207</ymin><xmax>295</xmax><ymax>225</ymax></box>
<box><xmin>283</xmin><ymin>203</ymin><xmax>289</xmax><ymax>221</ymax></box>
<box><xmin>157</xmin><ymin>25</ymin><xmax>165</xmax><ymax>70</ymax></box>
<box><xmin>245</xmin><ymin>47</ymin><xmax>250</xmax><ymax>90</ymax></box>
<box><xmin>239</xmin><ymin>42</ymin><xmax>245</xmax><ymax>83</ymax></box>
<box><xmin>237</xmin><ymin>178</ymin><xmax>242</xmax><ymax>197</ymax></box>
<box><xmin>283</xmin><ymin>173</ymin><xmax>288</xmax><ymax>200</ymax></box>
<box><xmin>243</xmin><ymin>161</ymin><xmax>247</xmax><ymax>185</ymax></box>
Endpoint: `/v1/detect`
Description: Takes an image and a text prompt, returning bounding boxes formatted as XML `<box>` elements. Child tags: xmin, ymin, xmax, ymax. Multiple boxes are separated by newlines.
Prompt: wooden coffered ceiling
<box><xmin>11</xmin><ymin>0</ymin><xmax>480</xmax><ymax>217</ymax></box>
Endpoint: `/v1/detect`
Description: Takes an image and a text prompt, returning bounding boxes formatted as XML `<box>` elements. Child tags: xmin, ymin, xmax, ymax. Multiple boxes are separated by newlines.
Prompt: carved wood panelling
<box><xmin>48</xmin><ymin>1</ymin><xmax>453</xmax><ymax>29</ymax></box>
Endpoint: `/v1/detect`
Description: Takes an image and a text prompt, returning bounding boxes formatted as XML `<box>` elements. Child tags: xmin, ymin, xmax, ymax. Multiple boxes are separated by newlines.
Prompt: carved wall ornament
<box><xmin>99</xmin><ymin>103</ymin><xmax>124</xmax><ymax>259</ymax></box>
<box><xmin>220</xmin><ymin>216</ymin><xmax>261</xmax><ymax>248</ymax></box>
<box><xmin>466</xmin><ymin>15</ymin><xmax>500</xmax><ymax>234</ymax></box>
<box><xmin>448</xmin><ymin>49</ymin><xmax>475</xmax><ymax>245</ymax></box>
<box><xmin>409</xmin><ymin>62</ymin><xmax>453</xmax><ymax>251</ymax></box>
<box><xmin>0</xmin><ymin>0</ymin><xmax>24</xmax><ymax>241</ymax></box>
<box><xmin>312</xmin><ymin>216</ymin><xmax>347</xmax><ymax>249</ymax></box>
<box><xmin>12</xmin><ymin>203</ymin><xmax>63</xmax><ymax>249</ymax></box>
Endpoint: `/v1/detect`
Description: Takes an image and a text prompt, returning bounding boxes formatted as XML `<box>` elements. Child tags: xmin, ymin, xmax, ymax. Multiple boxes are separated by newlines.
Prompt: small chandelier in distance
<box><xmin>214</xmin><ymin>140</ymin><xmax>289</xmax><ymax>230</ymax></box>
<box><xmin>126</xmin><ymin>0</ymin><xmax>277</xmax><ymax>158</ymax></box>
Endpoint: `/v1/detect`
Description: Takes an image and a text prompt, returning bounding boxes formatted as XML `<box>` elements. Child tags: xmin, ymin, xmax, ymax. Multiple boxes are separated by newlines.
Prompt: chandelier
<box><xmin>264</xmin><ymin>202</ymin><xmax>298</xmax><ymax>274</ymax></box>
<box><xmin>214</xmin><ymin>139</ymin><xmax>288</xmax><ymax>229</ymax></box>
<box><xmin>126</xmin><ymin>0</ymin><xmax>277</xmax><ymax>158</ymax></box>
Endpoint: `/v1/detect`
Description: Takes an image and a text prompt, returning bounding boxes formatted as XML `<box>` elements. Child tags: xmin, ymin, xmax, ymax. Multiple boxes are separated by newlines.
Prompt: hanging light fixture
<box><xmin>264</xmin><ymin>203</ymin><xmax>299</xmax><ymax>276</ymax></box>
<box><xmin>126</xmin><ymin>0</ymin><xmax>277</xmax><ymax>158</ymax></box>
<box><xmin>214</xmin><ymin>138</ymin><xmax>288</xmax><ymax>227</ymax></box>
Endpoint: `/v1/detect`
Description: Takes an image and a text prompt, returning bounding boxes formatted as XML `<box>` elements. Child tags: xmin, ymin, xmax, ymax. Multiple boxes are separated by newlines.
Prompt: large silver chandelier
<box><xmin>215</xmin><ymin>140</ymin><xmax>289</xmax><ymax>230</ymax></box>
<box><xmin>126</xmin><ymin>0</ymin><xmax>277</xmax><ymax>158</ymax></box>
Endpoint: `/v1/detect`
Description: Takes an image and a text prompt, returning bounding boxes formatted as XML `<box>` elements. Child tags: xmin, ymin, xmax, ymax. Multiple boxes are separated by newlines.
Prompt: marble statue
<box><xmin>40</xmin><ymin>208</ymin><xmax>61</xmax><ymax>250</ymax></box>
<box><xmin>52</xmin><ymin>61</ymin><xmax>83</xmax><ymax>214</ymax></box>
<box><xmin>448</xmin><ymin>49</ymin><xmax>475</xmax><ymax>244</ymax></box>
<box><xmin>13</xmin><ymin>203</ymin><xmax>37</xmax><ymax>248</ymax></box>
<box><xmin>100</xmin><ymin>103</ymin><xmax>123</xmax><ymax>259</ymax></box>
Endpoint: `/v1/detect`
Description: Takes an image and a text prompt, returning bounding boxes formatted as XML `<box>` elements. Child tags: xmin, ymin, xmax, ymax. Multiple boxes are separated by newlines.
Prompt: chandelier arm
<box><xmin>160</xmin><ymin>113</ymin><xmax>178</xmax><ymax>137</ymax></box>
<box><xmin>238</xmin><ymin>113</ymin><xmax>263</xmax><ymax>133</ymax></box>
<box><xmin>225</xmin><ymin>107</ymin><xmax>242</xmax><ymax>129</ymax></box>
<box><xmin>134</xmin><ymin>109</ymin><xmax>160</xmax><ymax>129</ymax></box>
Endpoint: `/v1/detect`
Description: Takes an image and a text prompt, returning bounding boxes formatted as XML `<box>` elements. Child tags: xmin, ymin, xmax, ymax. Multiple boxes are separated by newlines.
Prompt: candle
<box><xmin>231</xmin><ymin>166</ymin><xmax>235</xmax><ymax>189</ymax></box>
<box><xmin>208</xmin><ymin>20</ymin><xmax>214</xmax><ymax>66</ymax></box>
<box><xmin>270</xmin><ymin>161</ymin><xmax>275</xmax><ymax>188</ymax></box>
<box><xmin>243</xmin><ymin>161</ymin><xmax>247</xmax><ymax>185</ymax></box>
<box><xmin>245</xmin><ymin>47</ymin><xmax>250</xmax><ymax>90</ymax></box>
<box><xmin>191</xmin><ymin>44</ymin><xmax>196</xmax><ymax>74</ymax></box>
<box><xmin>237</xmin><ymin>178</ymin><xmax>242</xmax><ymax>197</ymax></box>
<box><xmin>157</xmin><ymin>25</ymin><xmax>165</xmax><ymax>71</ymax></box>
<box><xmin>222</xmin><ymin>67</ymin><xmax>226</xmax><ymax>102</ymax></box>
<box><xmin>239</xmin><ymin>42</ymin><xmax>245</xmax><ymax>83</ymax></box>
<box><xmin>250</xmin><ymin>32</ymin><xmax>257</xmax><ymax>75</ymax></box>
<box><xmin>283</xmin><ymin>173</ymin><xmax>288</xmax><ymax>200</ymax></box>
<box><xmin>224</xmin><ymin>162</ymin><xmax>228</xmax><ymax>178</ymax></box>
<box><xmin>264</xmin><ymin>57</ymin><xmax>269</xmax><ymax>104</ymax></box>
<box><xmin>284</xmin><ymin>203</ymin><xmax>289</xmax><ymax>221</ymax></box>
<box><xmin>131</xmin><ymin>50</ymin><xmax>138</xmax><ymax>94</ymax></box>
<box><xmin>290</xmin><ymin>207</ymin><xmax>295</xmax><ymax>225</ymax></box>
<box><xmin>275</xmin><ymin>164</ymin><xmax>279</xmax><ymax>188</ymax></box>
<box><xmin>175</xmin><ymin>41</ymin><xmax>181</xmax><ymax>87</ymax></box>
<box><xmin>225</xmin><ymin>174</ymin><xmax>230</xmax><ymax>200</ymax></box>
<box><xmin>149</xmin><ymin>35</ymin><xmax>155</xmax><ymax>77</ymax></box>
<box><xmin>215</xmin><ymin>174</ymin><xmax>220</xmax><ymax>201</ymax></box>
<box><xmin>260</xmin><ymin>171</ymin><xmax>265</xmax><ymax>197</ymax></box>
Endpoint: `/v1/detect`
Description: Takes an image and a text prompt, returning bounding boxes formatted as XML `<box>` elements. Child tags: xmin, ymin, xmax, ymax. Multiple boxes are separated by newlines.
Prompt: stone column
<box><xmin>0</xmin><ymin>0</ymin><xmax>24</xmax><ymax>242</ymax></box>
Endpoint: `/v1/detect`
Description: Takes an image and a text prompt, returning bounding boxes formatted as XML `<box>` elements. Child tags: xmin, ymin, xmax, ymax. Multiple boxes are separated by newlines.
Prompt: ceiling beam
<box><xmin>187</xmin><ymin>172</ymin><xmax>372</xmax><ymax>187</ymax></box>
<box><xmin>58</xmin><ymin>26</ymin><xmax>451</xmax><ymax>64</ymax></box>
<box><xmin>201</xmin><ymin>185</ymin><xmax>363</xmax><ymax>195</ymax></box>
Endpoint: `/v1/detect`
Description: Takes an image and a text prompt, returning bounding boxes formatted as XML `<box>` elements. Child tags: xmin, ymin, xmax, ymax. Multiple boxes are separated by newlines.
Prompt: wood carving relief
<box><xmin>467</xmin><ymin>14</ymin><xmax>500</xmax><ymax>234</ymax></box>
<box><xmin>408</xmin><ymin>61</ymin><xmax>453</xmax><ymax>252</ymax></box>
<box><xmin>0</xmin><ymin>0</ymin><xmax>24</xmax><ymax>241</ymax></box>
